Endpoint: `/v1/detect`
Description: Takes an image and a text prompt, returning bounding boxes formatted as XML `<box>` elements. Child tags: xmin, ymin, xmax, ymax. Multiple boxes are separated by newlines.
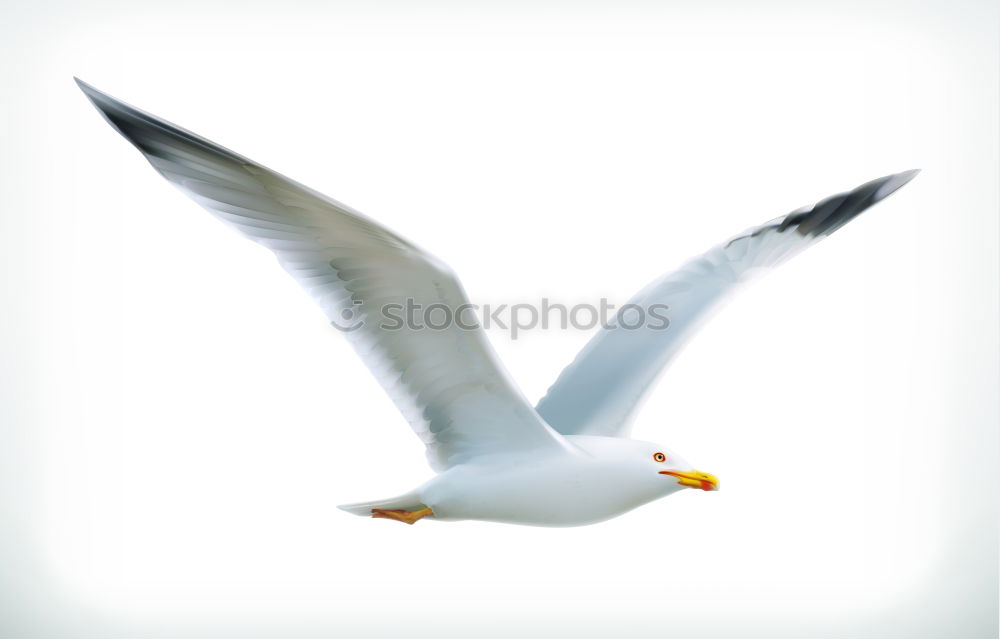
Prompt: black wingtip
<box><xmin>873</xmin><ymin>169</ymin><xmax>920</xmax><ymax>202</ymax></box>
<box><xmin>779</xmin><ymin>169</ymin><xmax>920</xmax><ymax>238</ymax></box>
<box><xmin>73</xmin><ymin>77</ymin><xmax>149</xmax><ymax>129</ymax></box>
<box><xmin>73</xmin><ymin>77</ymin><xmax>251</xmax><ymax>167</ymax></box>
<box><xmin>74</xmin><ymin>77</ymin><xmax>136</xmax><ymax>133</ymax></box>
<box><xmin>74</xmin><ymin>76</ymin><xmax>112</xmax><ymax>110</ymax></box>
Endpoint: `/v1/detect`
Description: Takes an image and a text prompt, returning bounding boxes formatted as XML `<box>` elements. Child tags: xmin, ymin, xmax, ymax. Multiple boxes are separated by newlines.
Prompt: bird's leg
<box><xmin>371</xmin><ymin>507</ymin><xmax>434</xmax><ymax>525</ymax></box>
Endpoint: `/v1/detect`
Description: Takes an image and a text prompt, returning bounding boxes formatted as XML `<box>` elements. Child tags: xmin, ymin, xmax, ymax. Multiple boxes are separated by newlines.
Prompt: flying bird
<box><xmin>76</xmin><ymin>78</ymin><xmax>918</xmax><ymax>527</ymax></box>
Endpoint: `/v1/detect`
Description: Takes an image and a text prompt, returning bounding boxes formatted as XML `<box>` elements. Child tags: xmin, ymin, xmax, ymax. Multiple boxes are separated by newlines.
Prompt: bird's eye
<box><xmin>653</xmin><ymin>452</ymin><xmax>666</xmax><ymax>463</ymax></box>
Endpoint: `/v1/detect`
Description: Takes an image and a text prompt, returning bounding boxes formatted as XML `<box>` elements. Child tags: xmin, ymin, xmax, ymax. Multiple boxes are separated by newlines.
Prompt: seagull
<box><xmin>76</xmin><ymin>78</ymin><xmax>918</xmax><ymax>527</ymax></box>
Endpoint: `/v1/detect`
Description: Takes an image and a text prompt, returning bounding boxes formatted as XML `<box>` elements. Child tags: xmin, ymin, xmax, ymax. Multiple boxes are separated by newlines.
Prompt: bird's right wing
<box><xmin>77</xmin><ymin>79</ymin><xmax>576</xmax><ymax>471</ymax></box>
<box><xmin>535</xmin><ymin>171</ymin><xmax>919</xmax><ymax>438</ymax></box>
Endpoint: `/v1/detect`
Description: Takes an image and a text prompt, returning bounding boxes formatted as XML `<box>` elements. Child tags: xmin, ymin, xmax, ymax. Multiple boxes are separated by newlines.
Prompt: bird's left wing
<box><xmin>535</xmin><ymin>171</ymin><xmax>918</xmax><ymax>438</ymax></box>
<box><xmin>77</xmin><ymin>79</ymin><xmax>575</xmax><ymax>471</ymax></box>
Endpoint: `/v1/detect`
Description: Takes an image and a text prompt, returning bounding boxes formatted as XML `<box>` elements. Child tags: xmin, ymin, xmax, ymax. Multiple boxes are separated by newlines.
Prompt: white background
<box><xmin>1</xmin><ymin>1</ymin><xmax>997</xmax><ymax>637</ymax></box>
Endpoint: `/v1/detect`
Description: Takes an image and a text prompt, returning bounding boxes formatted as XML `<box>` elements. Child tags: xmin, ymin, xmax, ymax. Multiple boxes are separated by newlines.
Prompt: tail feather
<box><xmin>337</xmin><ymin>490</ymin><xmax>427</xmax><ymax>517</ymax></box>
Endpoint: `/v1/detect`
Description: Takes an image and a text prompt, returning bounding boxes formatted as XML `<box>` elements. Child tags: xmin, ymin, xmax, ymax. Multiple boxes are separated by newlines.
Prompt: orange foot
<box><xmin>371</xmin><ymin>507</ymin><xmax>434</xmax><ymax>525</ymax></box>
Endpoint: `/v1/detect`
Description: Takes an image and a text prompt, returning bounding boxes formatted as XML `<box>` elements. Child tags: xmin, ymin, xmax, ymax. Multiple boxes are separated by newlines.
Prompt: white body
<box><xmin>338</xmin><ymin>437</ymin><xmax>696</xmax><ymax>527</ymax></box>
<box><xmin>420</xmin><ymin>437</ymin><xmax>690</xmax><ymax>526</ymax></box>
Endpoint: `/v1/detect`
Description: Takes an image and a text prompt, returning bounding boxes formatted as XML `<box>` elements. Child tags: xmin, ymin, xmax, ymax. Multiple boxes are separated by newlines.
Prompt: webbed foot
<box><xmin>371</xmin><ymin>507</ymin><xmax>434</xmax><ymax>525</ymax></box>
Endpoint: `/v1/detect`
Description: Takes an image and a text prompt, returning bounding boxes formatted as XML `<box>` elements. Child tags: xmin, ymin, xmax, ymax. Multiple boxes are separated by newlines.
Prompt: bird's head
<box><xmin>634</xmin><ymin>441</ymin><xmax>719</xmax><ymax>493</ymax></box>
<box><xmin>570</xmin><ymin>436</ymin><xmax>719</xmax><ymax>496</ymax></box>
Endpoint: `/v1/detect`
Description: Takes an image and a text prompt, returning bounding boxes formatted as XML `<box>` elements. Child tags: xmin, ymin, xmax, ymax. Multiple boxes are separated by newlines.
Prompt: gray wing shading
<box><xmin>76</xmin><ymin>78</ymin><xmax>574</xmax><ymax>471</ymax></box>
<box><xmin>535</xmin><ymin>170</ymin><xmax>919</xmax><ymax>438</ymax></box>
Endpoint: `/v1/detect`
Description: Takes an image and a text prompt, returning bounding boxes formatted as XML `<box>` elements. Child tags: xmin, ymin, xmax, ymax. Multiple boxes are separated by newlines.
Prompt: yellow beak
<box><xmin>660</xmin><ymin>470</ymin><xmax>719</xmax><ymax>491</ymax></box>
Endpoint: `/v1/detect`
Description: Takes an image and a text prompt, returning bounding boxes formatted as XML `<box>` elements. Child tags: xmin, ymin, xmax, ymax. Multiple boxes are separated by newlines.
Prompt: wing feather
<box><xmin>536</xmin><ymin>171</ymin><xmax>918</xmax><ymax>438</ymax></box>
<box><xmin>77</xmin><ymin>79</ymin><xmax>573</xmax><ymax>471</ymax></box>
